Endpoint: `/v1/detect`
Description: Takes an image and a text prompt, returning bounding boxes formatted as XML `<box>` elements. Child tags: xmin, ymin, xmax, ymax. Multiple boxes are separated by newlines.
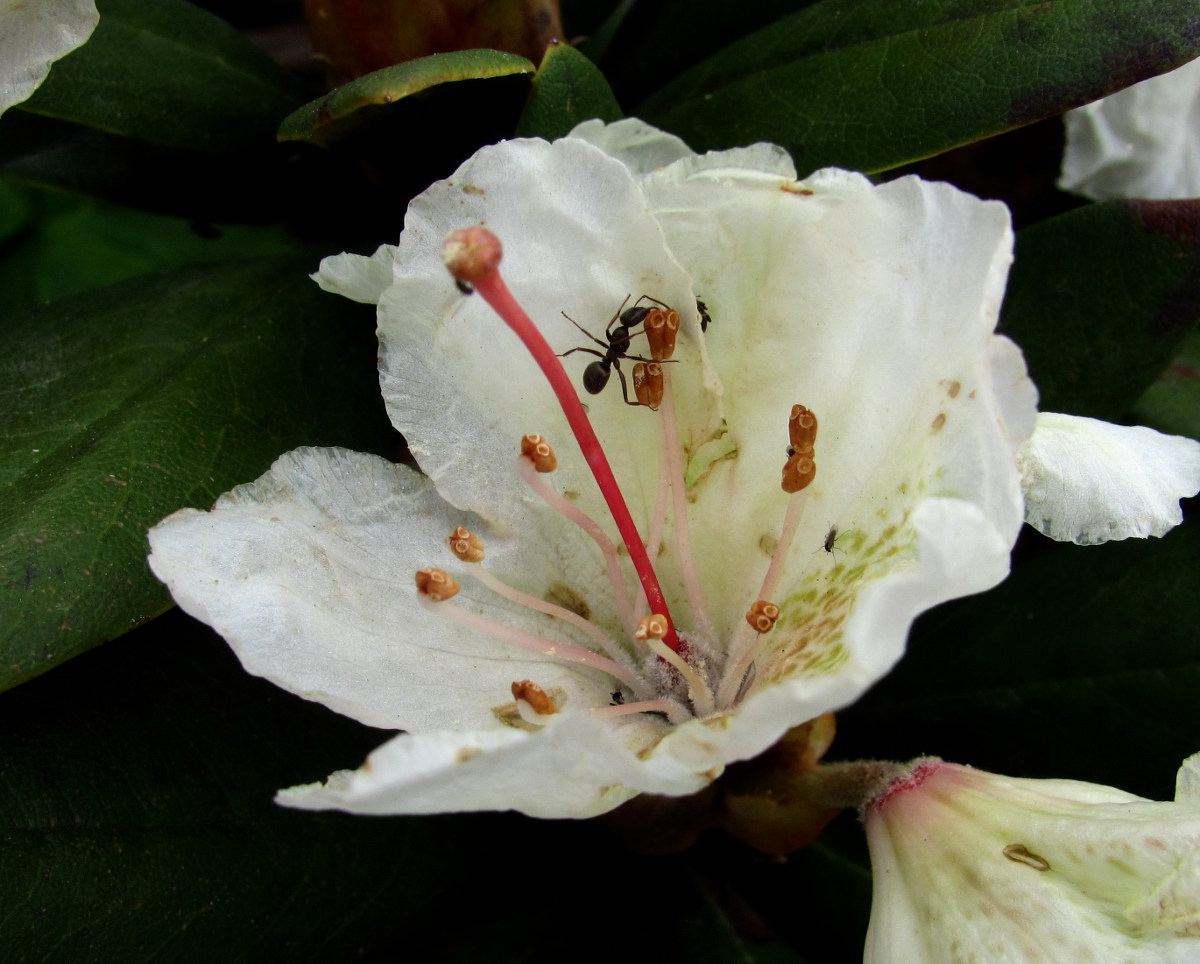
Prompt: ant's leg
<box><xmin>614</xmin><ymin>363</ymin><xmax>642</xmax><ymax>407</ymax></box>
<box><xmin>558</xmin><ymin>345</ymin><xmax>606</xmax><ymax>361</ymax></box>
<box><xmin>605</xmin><ymin>295</ymin><xmax>634</xmax><ymax>340</ymax></box>
<box><xmin>561</xmin><ymin>312</ymin><xmax>609</xmax><ymax>349</ymax></box>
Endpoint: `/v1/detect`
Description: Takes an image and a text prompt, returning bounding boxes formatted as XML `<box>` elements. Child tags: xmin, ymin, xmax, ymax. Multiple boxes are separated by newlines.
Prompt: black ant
<box><xmin>696</xmin><ymin>298</ymin><xmax>711</xmax><ymax>332</ymax></box>
<box><xmin>559</xmin><ymin>295</ymin><xmax>672</xmax><ymax>406</ymax></box>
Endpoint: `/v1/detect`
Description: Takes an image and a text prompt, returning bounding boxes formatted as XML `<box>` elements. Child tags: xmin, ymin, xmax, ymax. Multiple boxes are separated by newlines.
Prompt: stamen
<box><xmin>416</xmin><ymin>591</ymin><xmax>650</xmax><ymax>697</ymax></box>
<box><xmin>520</xmin><ymin>433</ymin><xmax>558</xmax><ymax>473</ymax></box>
<box><xmin>463</xmin><ymin>553</ymin><xmax>631</xmax><ymax>666</ymax></box>
<box><xmin>443</xmin><ymin>227</ymin><xmax>680</xmax><ymax>652</ymax></box>
<box><xmin>634</xmin><ymin>438</ymin><xmax>672</xmax><ymax>624</ymax></box>
<box><xmin>632</xmin><ymin>362</ymin><xmax>664</xmax><ymax>409</ymax></box>
<box><xmin>516</xmin><ymin>451</ymin><xmax>637</xmax><ymax>640</ymax></box>
<box><xmin>717</xmin><ymin>404</ymin><xmax>819</xmax><ymax>707</ymax></box>
<box><xmin>592</xmin><ymin>698</ymin><xmax>691</xmax><ymax>725</ymax></box>
<box><xmin>415</xmin><ymin>567</ymin><xmax>461</xmax><ymax>601</ymax></box>
<box><xmin>659</xmin><ymin>368</ymin><xmax>714</xmax><ymax>639</ymax></box>
<box><xmin>645</xmin><ymin>635</ymin><xmax>716</xmax><ymax>717</ymax></box>
<box><xmin>511</xmin><ymin>679</ymin><xmax>557</xmax><ymax>715</ymax></box>
<box><xmin>745</xmin><ymin>600</ymin><xmax>780</xmax><ymax>633</ymax></box>
<box><xmin>643</xmin><ymin>308</ymin><xmax>680</xmax><ymax>360</ymax></box>
<box><xmin>448</xmin><ymin>525</ymin><xmax>485</xmax><ymax>563</ymax></box>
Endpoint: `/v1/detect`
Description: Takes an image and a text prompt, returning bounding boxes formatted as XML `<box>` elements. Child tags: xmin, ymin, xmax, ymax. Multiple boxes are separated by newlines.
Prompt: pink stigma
<box><xmin>443</xmin><ymin>227</ymin><xmax>681</xmax><ymax>652</ymax></box>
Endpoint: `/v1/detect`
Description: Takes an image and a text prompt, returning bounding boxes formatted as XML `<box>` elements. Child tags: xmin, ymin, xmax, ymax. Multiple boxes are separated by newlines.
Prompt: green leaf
<box><xmin>2</xmin><ymin>609</ymin><xmax>819</xmax><ymax>960</ymax></box>
<box><xmin>834</xmin><ymin>515</ymin><xmax>1200</xmax><ymax>802</ymax></box>
<box><xmin>516</xmin><ymin>43</ymin><xmax>623</xmax><ymax>140</ymax></box>
<box><xmin>278</xmin><ymin>49</ymin><xmax>535</xmax><ymax>146</ymax></box>
<box><xmin>999</xmin><ymin>199</ymin><xmax>1200</xmax><ymax>420</ymax></box>
<box><xmin>1132</xmin><ymin>328</ymin><xmax>1200</xmax><ymax>442</ymax></box>
<box><xmin>584</xmin><ymin>0</ymin><xmax>821</xmax><ymax>108</ymax></box>
<box><xmin>0</xmin><ymin>183</ymin><xmax>300</xmax><ymax>313</ymax></box>
<box><xmin>0</xmin><ymin>257</ymin><xmax>395</xmax><ymax>692</ymax></box>
<box><xmin>637</xmin><ymin>0</ymin><xmax>1200</xmax><ymax>175</ymax></box>
<box><xmin>19</xmin><ymin>0</ymin><xmax>304</xmax><ymax>153</ymax></box>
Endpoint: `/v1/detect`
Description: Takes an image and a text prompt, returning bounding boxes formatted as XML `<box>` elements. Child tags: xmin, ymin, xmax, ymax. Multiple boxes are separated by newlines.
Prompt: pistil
<box><xmin>443</xmin><ymin>226</ymin><xmax>680</xmax><ymax>652</ymax></box>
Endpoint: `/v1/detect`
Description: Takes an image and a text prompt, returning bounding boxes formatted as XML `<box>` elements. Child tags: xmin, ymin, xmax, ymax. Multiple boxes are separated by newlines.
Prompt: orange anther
<box><xmin>782</xmin><ymin>452</ymin><xmax>816</xmax><ymax>493</ymax></box>
<box><xmin>788</xmin><ymin>404</ymin><xmax>818</xmax><ymax>454</ymax></box>
<box><xmin>632</xmin><ymin>362</ymin><xmax>664</xmax><ymax>409</ymax></box>
<box><xmin>745</xmin><ymin>600</ymin><xmax>780</xmax><ymax>633</ymax></box>
<box><xmin>634</xmin><ymin>613</ymin><xmax>670</xmax><ymax>641</ymax></box>
<box><xmin>644</xmin><ymin>308</ymin><xmax>680</xmax><ymax>361</ymax></box>
<box><xmin>511</xmin><ymin>679</ymin><xmax>557</xmax><ymax>715</ymax></box>
<box><xmin>448</xmin><ymin>525</ymin><xmax>485</xmax><ymax>563</ymax></box>
<box><xmin>520</xmin><ymin>433</ymin><xmax>558</xmax><ymax>472</ymax></box>
<box><xmin>415</xmin><ymin>567</ymin><xmax>461</xmax><ymax>601</ymax></box>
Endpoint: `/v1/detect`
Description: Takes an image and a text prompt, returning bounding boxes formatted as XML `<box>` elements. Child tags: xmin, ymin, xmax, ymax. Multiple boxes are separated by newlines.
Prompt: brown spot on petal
<box><xmin>931</xmin><ymin>413</ymin><xmax>946</xmax><ymax>432</ymax></box>
<box><xmin>457</xmin><ymin>747</ymin><xmax>482</xmax><ymax>764</ymax></box>
<box><xmin>1003</xmin><ymin>843</ymin><xmax>1050</xmax><ymax>871</ymax></box>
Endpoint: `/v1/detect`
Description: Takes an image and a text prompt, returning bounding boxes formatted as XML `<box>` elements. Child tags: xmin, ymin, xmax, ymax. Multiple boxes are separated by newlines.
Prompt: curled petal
<box><xmin>1019</xmin><ymin>412</ymin><xmax>1200</xmax><ymax>544</ymax></box>
<box><xmin>311</xmin><ymin>244</ymin><xmax>398</xmax><ymax>305</ymax></box>
<box><xmin>277</xmin><ymin>711</ymin><xmax>713</xmax><ymax>820</ymax></box>
<box><xmin>1060</xmin><ymin>58</ymin><xmax>1200</xmax><ymax>201</ymax></box>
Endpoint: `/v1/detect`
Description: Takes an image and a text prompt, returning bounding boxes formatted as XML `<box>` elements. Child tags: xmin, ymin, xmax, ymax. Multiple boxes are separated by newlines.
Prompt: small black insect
<box><xmin>559</xmin><ymin>295</ymin><xmax>670</xmax><ymax>406</ymax></box>
<box><xmin>610</xmin><ymin>689</ymin><xmax>625</xmax><ymax>706</ymax></box>
<box><xmin>696</xmin><ymin>298</ymin><xmax>711</xmax><ymax>332</ymax></box>
<box><xmin>821</xmin><ymin>524</ymin><xmax>844</xmax><ymax>560</ymax></box>
<box><xmin>455</xmin><ymin>279</ymin><xmax>475</xmax><ymax>295</ymax></box>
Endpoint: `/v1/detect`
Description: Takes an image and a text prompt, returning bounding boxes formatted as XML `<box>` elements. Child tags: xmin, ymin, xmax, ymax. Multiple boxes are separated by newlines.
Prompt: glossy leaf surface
<box><xmin>0</xmin><ymin>257</ymin><xmax>393</xmax><ymax>691</ymax></box>
<box><xmin>638</xmin><ymin>0</ymin><xmax>1200</xmax><ymax>174</ymax></box>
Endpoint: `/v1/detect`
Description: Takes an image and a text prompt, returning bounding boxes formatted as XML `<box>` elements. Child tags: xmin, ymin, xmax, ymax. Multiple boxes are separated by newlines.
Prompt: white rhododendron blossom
<box><xmin>0</xmin><ymin>0</ymin><xmax>98</xmax><ymax>116</ymax></box>
<box><xmin>148</xmin><ymin>120</ymin><xmax>1195</xmax><ymax>819</ymax></box>
<box><xmin>1060</xmin><ymin>56</ymin><xmax>1200</xmax><ymax>200</ymax></box>
<box><xmin>863</xmin><ymin>754</ymin><xmax>1200</xmax><ymax>963</ymax></box>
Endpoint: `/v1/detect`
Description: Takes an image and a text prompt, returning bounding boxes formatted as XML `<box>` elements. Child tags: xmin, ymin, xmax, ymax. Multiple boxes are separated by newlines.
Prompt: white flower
<box><xmin>146</xmin><ymin>120</ymin><xmax>1194</xmax><ymax>819</ymax></box>
<box><xmin>862</xmin><ymin>754</ymin><xmax>1200</xmax><ymax>963</ymax></box>
<box><xmin>0</xmin><ymin>0</ymin><xmax>99</xmax><ymax>117</ymax></box>
<box><xmin>1060</xmin><ymin>57</ymin><xmax>1200</xmax><ymax>200</ymax></box>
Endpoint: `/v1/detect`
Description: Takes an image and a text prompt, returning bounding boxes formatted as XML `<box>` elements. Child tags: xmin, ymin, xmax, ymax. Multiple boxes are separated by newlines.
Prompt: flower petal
<box><xmin>567</xmin><ymin>117</ymin><xmax>696</xmax><ymax>176</ymax></box>
<box><xmin>0</xmin><ymin>0</ymin><xmax>98</xmax><ymax>115</ymax></box>
<box><xmin>864</xmin><ymin>758</ymin><xmax>1200</xmax><ymax>962</ymax></box>
<box><xmin>569</xmin><ymin>117</ymin><xmax>797</xmax><ymax>180</ymax></box>
<box><xmin>639</xmin><ymin>163</ymin><xmax>1034</xmax><ymax>639</ymax></box>
<box><xmin>311</xmin><ymin>244</ymin><xmax>398</xmax><ymax>305</ymax></box>
<box><xmin>1019</xmin><ymin>412</ymin><xmax>1200</xmax><ymax>544</ymax></box>
<box><xmin>674</xmin><ymin>497</ymin><xmax>1013</xmax><ymax>766</ymax></box>
<box><xmin>375</xmin><ymin>134</ymin><xmax>722</xmax><ymax>532</ymax></box>
<box><xmin>277</xmin><ymin>710</ymin><xmax>712</xmax><ymax>819</ymax></box>
<box><xmin>1060</xmin><ymin>57</ymin><xmax>1200</xmax><ymax>201</ymax></box>
<box><xmin>148</xmin><ymin>447</ymin><xmax>630</xmax><ymax>731</ymax></box>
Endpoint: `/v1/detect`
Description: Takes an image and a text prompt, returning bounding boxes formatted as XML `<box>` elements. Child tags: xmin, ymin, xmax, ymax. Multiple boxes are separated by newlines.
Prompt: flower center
<box><xmin>430</xmin><ymin>227</ymin><xmax>818</xmax><ymax>725</ymax></box>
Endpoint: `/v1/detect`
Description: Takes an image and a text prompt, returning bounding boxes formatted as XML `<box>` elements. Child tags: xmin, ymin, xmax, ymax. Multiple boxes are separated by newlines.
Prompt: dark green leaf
<box><xmin>1132</xmin><ymin>328</ymin><xmax>1200</xmax><ymax>442</ymax></box>
<box><xmin>20</xmin><ymin>0</ymin><xmax>304</xmax><ymax>153</ymax></box>
<box><xmin>0</xmin><ymin>257</ymin><xmax>394</xmax><ymax>691</ymax></box>
<box><xmin>637</xmin><ymin>0</ymin><xmax>1200</xmax><ymax>175</ymax></box>
<box><xmin>0</xmin><ymin>112</ymin><xmax>398</xmax><ymax>237</ymax></box>
<box><xmin>278</xmin><ymin>49</ymin><xmax>534</xmax><ymax>146</ymax></box>
<box><xmin>0</xmin><ymin>183</ymin><xmax>300</xmax><ymax>313</ymax></box>
<box><xmin>583</xmin><ymin>0</ymin><xmax>821</xmax><ymax>107</ymax></box>
<box><xmin>516</xmin><ymin>43</ymin><xmax>623</xmax><ymax>140</ymax></box>
<box><xmin>1000</xmin><ymin>199</ymin><xmax>1200</xmax><ymax>419</ymax></box>
<box><xmin>835</xmin><ymin>514</ymin><xmax>1200</xmax><ymax>802</ymax></box>
<box><xmin>0</xmin><ymin>180</ymin><xmax>34</xmax><ymax>243</ymax></box>
<box><xmin>2</xmin><ymin>609</ymin><xmax>819</xmax><ymax>960</ymax></box>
